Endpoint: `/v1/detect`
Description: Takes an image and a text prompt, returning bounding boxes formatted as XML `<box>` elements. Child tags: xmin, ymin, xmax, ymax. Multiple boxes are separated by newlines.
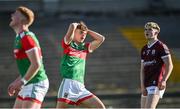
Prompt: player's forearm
<box><xmin>140</xmin><ymin>63</ymin><xmax>145</xmax><ymax>88</ymax></box>
<box><xmin>65</xmin><ymin>24</ymin><xmax>75</xmax><ymax>42</ymax></box>
<box><xmin>162</xmin><ymin>55</ymin><xmax>173</xmax><ymax>82</ymax></box>
<box><xmin>22</xmin><ymin>61</ymin><xmax>41</xmax><ymax>82</ymax></box>
<box><xmin>88</xmin><ymin>30</ymin><xmax>105</xmax><ymax>43</ymax></box>
<box><xmin>14</xmin><ymin>76</ymin><xmax>21</xmax><ymax>82</ymax></box>
<box><xmin>163</xmin><ymin>62</ymin><xmax>173</xmax><ymax>82</ymax></box>
<box><xmin>140</xmin><ymin>71</ymin><xmax>144</xmax><ymax>88</ymax></box>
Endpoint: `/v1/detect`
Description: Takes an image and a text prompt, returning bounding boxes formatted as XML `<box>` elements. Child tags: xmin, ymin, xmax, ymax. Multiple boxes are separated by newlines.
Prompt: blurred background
<box><xmin>0</xmin><ymin>0</ymin><xmax>180</xmax><ymax>108</ymax></box>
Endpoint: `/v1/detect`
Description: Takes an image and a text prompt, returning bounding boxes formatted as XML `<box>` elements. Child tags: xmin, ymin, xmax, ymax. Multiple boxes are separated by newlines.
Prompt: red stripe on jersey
<box><xmin>14</xmin><ymin>47</ymin><xmax>42</xmax><ymax>59</ymax></box>
<box><xmin>21</xmin><ymin>35</ymin><xmax>37</xmax><ymax>51</ymax></box>
<box><xmin>61</xmin><ymin>39</ymin><xmax>88</xmax><ymax>60</ymax></box>
<box><xmin>64</xmin><ymin>46</ymin><xmax>88</xmax><ymax>60</ymax></box>
<box><xmin>14</xmin><ymin>48</ymin><xmax>27</xmax><ymax>59</ymax></box>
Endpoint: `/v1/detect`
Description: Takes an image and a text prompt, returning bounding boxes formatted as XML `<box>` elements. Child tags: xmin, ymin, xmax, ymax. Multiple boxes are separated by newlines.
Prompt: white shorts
<box><xmin>142</xmin><ymin>86</ymin><xmax>165</xmax><ymax>98</ymax></box>
<box><xmin>57</xmin><ymin>79</ymin><xmax>93</xmax><ymax>105</ymax></box>
<box><xmin>18</xmin><ymin>79</ymin><xmax>49</xmax><ymax>104</ymax></box>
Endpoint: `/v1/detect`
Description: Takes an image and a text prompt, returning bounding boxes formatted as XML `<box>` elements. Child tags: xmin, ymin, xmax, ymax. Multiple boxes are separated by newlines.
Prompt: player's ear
<box><xmin>19</xmin><ymin>14</ymin><xmax>29</xmax><ymax>25</ymax></box>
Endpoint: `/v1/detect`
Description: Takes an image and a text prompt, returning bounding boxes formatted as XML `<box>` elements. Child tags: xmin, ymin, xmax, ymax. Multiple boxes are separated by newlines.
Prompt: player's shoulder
<box><xmin>19</xmin><ymin>31</ymin><xmax>35</xmax><ymax>39</ymax></box>
<box><xmin>141</xmin><ymin>44</ymin><xmax>148</xmax><ymax>51</ymax></box>
<box><xmin>156</xmin><ymin>40</ymin><xmax>168</xmax><ymax>49</ymax></box>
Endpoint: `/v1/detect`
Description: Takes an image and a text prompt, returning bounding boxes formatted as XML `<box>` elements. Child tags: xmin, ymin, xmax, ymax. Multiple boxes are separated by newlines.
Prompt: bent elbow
<box><xmin>171</xmin><ymin>64</ymin><xmax>174</xmax><ymax>70</ymax></box>
<box><xmin>33</xmin><ymin>61</ymin><xmax>41</xmax><ymax>70</ymax></box>
<box><xmin>101</xmin><ymin>36</ymin><xmax>105</xmax><ymax>42</ymax></box>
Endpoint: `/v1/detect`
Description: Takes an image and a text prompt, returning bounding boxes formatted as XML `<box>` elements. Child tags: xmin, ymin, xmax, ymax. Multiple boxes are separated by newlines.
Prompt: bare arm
<box><xmin>8</xmin><ymin>47</ymin><xmax>41</xmax><ymax>96</ymax></box>
<box><xmin>23</xmin><ymin>47</ymin><xmax>41</xmax><ymax>81</ymax></box>
<box><xmin>162</xmin><ymin>55</ymin><xmax>173</xmax><ymax>81</ymax></box>
<box><xmin>88</xmin><ymin>30</ymin><xmax>105</xmax><ymax>52</ymax></box>
<box><xmin>158</xmin><ymin>55</ymin><xmax>173</xmax><ymax>90</ymax></box>
<box><xmin>64</xmin><ymin>23</ymin><xmax>78</xmax><ymax>45</ymax></box>
<box><xmin>140</xmin><ymin>61</ymin><xmax>145</xmax><ymax>94</ymax></box>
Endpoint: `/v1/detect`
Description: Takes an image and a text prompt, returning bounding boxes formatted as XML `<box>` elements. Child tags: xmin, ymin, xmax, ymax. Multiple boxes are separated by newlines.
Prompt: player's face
<box><xmin>9</xmin><ymin>10</ymin><xmax>23</xmax><ymax>27</ymax></box>
<box><xmin>74</xmin><ymin>29</ymin><xmax>87</xmax><ymax>43</ymax></box>
<box><xmin>144</xmin><ymin>28</ymin><xmax>158</xmax><ymax>40</ymax></box>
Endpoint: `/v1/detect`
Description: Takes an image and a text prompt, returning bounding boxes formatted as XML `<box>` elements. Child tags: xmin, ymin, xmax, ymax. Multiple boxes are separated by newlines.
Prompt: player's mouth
<box><xmin>146</xmin><ymin>33</ymin><xmax>150</xmax><ymax>36</ymax></box>
<box><xmin>81</xmin><ymin>37</ymin><xmax>85</xmax><ymax>40</ymax></box>
<box><xmin>10</xmin><ymin>16</ymin><xmax>14</xmax><ymax>22</ymax></box>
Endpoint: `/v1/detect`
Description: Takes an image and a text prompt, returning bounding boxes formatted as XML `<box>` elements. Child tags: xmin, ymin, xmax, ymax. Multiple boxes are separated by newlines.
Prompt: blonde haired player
<box><xmin>8</xmin><ymin>6</ymin><xmax>49</xmax><ymax>108</ymax></box>
<box><xmin>56</xmin><ymin>21</ymin><xmax>105</xmax><ymax>108</ymax></box>
<box><xmin>140</xmin><ymin>22</ymin><xmax>173</xmax><ymax>108</ymax></box>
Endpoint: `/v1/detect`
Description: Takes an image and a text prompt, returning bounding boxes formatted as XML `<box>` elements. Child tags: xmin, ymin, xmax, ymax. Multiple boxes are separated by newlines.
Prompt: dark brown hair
<box><xmin>17</xmin><ymin>6</ymin><xmax>34</xmax><ymax>26</ymax></box>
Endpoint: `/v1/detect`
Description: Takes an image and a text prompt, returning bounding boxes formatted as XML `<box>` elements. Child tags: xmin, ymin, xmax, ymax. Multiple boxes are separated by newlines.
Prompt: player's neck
<box><xmin>14</xmin><ymin>25</ymin><xmax>29</xmax><ymax>35</ymax></box>
<box><xmin>148</xmin><ymin>38</ymin><xmax>158</xmax><ymax>46</ymax></box>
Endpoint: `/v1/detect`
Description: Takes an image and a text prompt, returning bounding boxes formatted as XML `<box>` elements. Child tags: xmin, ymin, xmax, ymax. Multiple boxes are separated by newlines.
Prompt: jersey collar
<box><xmin>147</xmin><ymin>40</ymin><xmax>158</xmax><ymax>48</ymax></box>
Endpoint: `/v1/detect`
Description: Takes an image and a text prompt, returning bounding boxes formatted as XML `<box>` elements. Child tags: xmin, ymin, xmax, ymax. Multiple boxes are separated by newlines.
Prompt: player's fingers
<box><xmin>158</xmin><ymin>84</ymin><xmax>165</xmax><ymax>90</ymax></box>
<box><xmin>143</xmin><ymin>90</ymin><xmax>147</xmax><ymax>96</ymax></box>
<box><xmin>8</xmin><ymin>89</ymin><xmax>15</xmax><ymax>96</ymax></box>
<box><xmin>157</xmin><ymin>82</ymin><xmax>162</xmax><ymax>89</ymax></box>
<box><xmin>8</xmin><ymin>86</ymin><xmax>16</xmax><ymax>96</ymax></box>
<box><xmin>161</xmin><ymin>85</ymin><xmax>165</xmax><ymax>90</ymax></box>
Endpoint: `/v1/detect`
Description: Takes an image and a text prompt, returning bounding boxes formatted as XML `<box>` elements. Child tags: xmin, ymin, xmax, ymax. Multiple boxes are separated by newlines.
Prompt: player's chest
<box><xmin>142</xmin><ymin>48</ymin><xmax>159</xmax><ymax>60</ymax></box>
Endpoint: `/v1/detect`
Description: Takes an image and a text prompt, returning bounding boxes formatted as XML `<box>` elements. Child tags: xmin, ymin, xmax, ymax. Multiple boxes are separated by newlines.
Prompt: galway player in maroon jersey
<box><xmin>140</xmin><ymin>22</ymin><xmax>173</xmax><ymax>108</ymax></box>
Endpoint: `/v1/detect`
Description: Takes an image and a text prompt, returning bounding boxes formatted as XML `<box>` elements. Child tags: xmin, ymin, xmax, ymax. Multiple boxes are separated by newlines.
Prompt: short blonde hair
<box><xmin>17</xmin><ymin>6</ymin><xmax>34</xmax><ymax>26</ymax></box>
<box><xmin>145</xmin><ymin>22</ymin><xmax>160</xmax><ymax>32</ymax></box>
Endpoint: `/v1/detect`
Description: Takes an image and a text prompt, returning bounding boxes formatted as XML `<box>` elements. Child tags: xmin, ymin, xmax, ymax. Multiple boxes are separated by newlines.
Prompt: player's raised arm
<box><xmin>88</xmin><ymin>29</ymin><xmax>105</xmax><ymax>52</ymax></box>
<box><xmin>64</xmin><ymin>23</ymin><xmax>78</xmax><ymax>45</ymax></box>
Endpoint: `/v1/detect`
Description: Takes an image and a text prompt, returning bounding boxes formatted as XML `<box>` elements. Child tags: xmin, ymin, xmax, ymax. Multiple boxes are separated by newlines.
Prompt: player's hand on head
<box><xmin>72</xmin><ymin>23</ymin><xmax>79</xmax><ymax>28</ymax></box>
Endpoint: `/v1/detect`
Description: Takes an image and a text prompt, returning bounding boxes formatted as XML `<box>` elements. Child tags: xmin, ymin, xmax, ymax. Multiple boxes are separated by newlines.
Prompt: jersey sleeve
<box><xmin>85</xmin><ymin>42</ymin><xmax>92</xmax><ymax>53</ymax></box>
<box><xmin>21</xmin><ymin>35</ymin><xmax>37</xmax><ymax>52</ymax></box>
<box><xmin>61</xmin><ymin>37</ymin><xmax>69</xmax><ymax>49</ymax></box>
<box><xmin>140</xmin><ymin>47</ymin><xmax>145</xmax><ymax>61</ymax></box>
<box><xmin>159</xmin><ymin>43</ymin><xmax>170</xmax><ymax>59</ymax></box>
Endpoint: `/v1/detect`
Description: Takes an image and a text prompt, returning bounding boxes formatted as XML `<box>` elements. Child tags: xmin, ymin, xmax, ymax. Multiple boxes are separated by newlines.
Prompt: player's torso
<box><xmin>61</xmin><ymin>41</ymin><xmax>89</xmax><ymax>83</ymax></box>
<box><xmin>14</xmin><ymin>31</ymin><xmax>47</xmax><ymax>84</ymax></box>
<box><xmin>141</xmin><ymin>41</ymin><xmax>165</xmax><ymax>87</ymax></box>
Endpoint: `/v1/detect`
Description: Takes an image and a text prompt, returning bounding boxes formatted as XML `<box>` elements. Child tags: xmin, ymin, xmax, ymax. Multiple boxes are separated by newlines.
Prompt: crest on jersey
<box><xmin>64</xmin><ymin>92</ymin><xmax>68</xmax><ymax>98</ymax></box>
<box><xmin>146</xmin><ymin>49</ymin><xmax>151</xmax><ymax>55</ymax></box>
<box><xmin>152</xmin><ymin>49</ymin><xmax>156</xmax><ymax>55</ymax></box>
<box><xmin>143</xmin><ymin>51</ymin><xmax>145</xmax><ymax>55</ymax></box>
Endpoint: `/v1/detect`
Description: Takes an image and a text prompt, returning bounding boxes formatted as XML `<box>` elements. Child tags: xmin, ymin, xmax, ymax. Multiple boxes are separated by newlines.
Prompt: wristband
<box><xmin>21</xmin><ymin>78</ymin><xmax>28</xmax><ymax>85</ymax></box>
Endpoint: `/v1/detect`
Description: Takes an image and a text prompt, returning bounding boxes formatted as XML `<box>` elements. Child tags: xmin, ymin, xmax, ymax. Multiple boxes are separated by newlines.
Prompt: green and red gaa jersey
<box><xmin>13</xmin><ymin>31</ymin><xmax>47</xmax><ymax>84</ymax></box>
<box><xmin>60</xmin><ymin>38</ymin><xmax>91</xmax><ymax>83</ymax></box>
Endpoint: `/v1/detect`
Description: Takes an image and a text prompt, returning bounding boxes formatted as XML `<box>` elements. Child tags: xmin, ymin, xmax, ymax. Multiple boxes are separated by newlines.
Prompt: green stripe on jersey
<box><xmin>60</xmin><ymin>54</ymin><xmax>86</xmax><ymax>83</ymax></box>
